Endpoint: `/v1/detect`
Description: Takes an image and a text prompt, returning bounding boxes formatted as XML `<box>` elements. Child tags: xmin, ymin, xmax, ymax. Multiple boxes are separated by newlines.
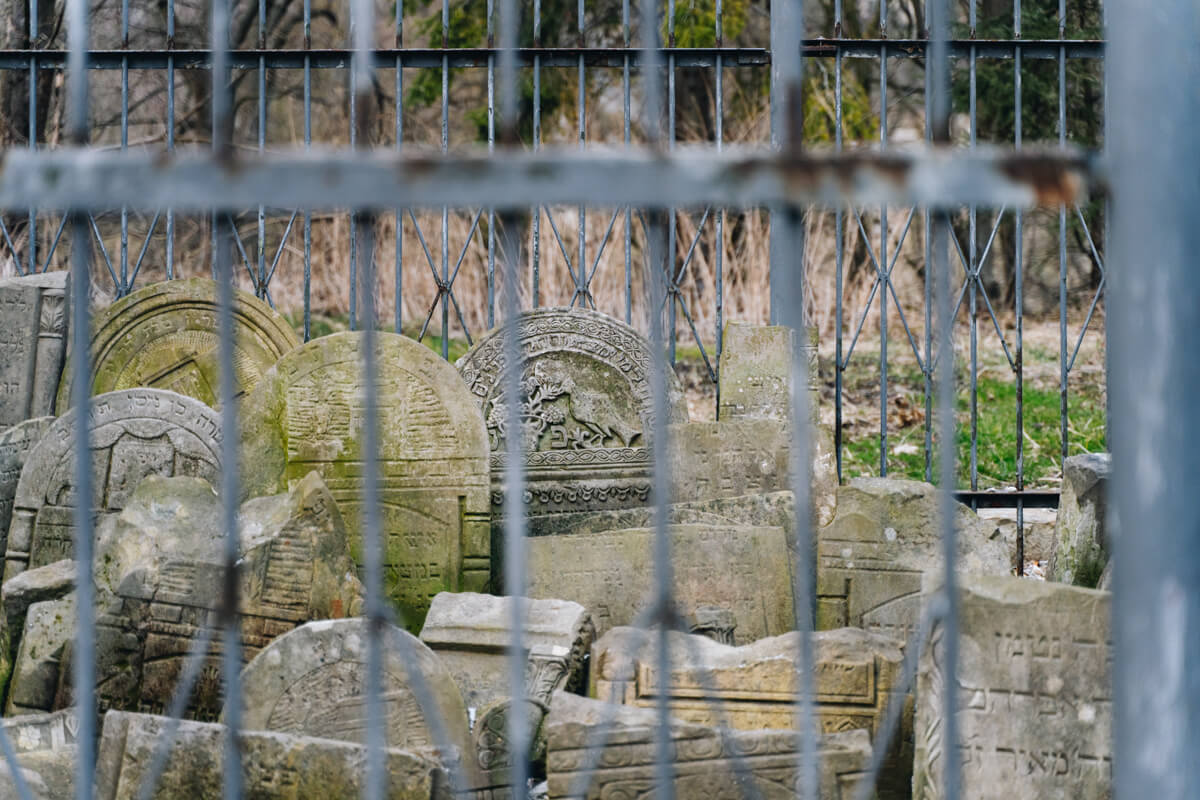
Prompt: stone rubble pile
<box><xmin>0</xmin><ymin>273</ymin><xmax>1112</xmax><ymax>798</ymax></box>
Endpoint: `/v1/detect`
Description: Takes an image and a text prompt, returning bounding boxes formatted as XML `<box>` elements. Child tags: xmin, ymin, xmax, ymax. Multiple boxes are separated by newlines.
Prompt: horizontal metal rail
<box><xmin>0</xmin><ymin>145</ymin><xmax>1098</xmax><ymax>212</ymax></box>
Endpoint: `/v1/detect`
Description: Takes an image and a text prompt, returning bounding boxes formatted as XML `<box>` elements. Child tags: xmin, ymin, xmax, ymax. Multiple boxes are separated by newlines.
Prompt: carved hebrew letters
<box><xmin>0</xmin><ymin>272</ymin><xmax>68</xmax><ymax>427</ymax></box>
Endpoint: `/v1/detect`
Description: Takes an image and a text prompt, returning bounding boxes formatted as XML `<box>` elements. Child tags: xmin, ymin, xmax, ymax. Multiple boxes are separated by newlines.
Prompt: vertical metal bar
<box><xmin>713</xmin><ymin>0</ymin><xmax>724</xmax><ymax>412</ymax></box>
<box><xmin>666</xmin><ymin>0</ymin><xmax>677</xmax><ymax>363</ymax></box>
<box><xmin>26</xmin><ymin>0</ymin><xmax>37</xmax><ymax>278</ymax></box>
<box><xmin>968</xmin><ymin>0</ymin><xmax>979</xmax><ymax>493</ymax></box>
<box><xmin>303</xmin><ymin>0</ymin><xmax>312</xmax><ymax>341</ymax></box>
<box><xmin>929</xmin><ymin>0</ymin><xmax>960</xmax><ymax>795</ymax></box>
<box><xmin>1057</xmin><ymin>0</ymin><xmax>1068</xmax><ymax>469</ymax></box>
<box><xmin>922</xmin><ymin>0</ymin><xmax>933</xmax><ymax>484</ymax></box>
<box><xmin>440</xmin><ymin>0</ymin><xmax>450</xmax><ymax>356</ymax></box>
<box><xmin>878</xmin><ymin>2</ymin><xmax>889</xmax><ymax>476</ymax></box>
<box><xmin>531</xmin><ymin>0</ymin><xmax>541</xmax><ymax>309</ymax></box>
<box><xmin>576</xmin><ymin>0</ymin><xmax>587</xmax><ymax>308</ymax></box>
<box><xmin>210</xmin><ymin>0</ymin><xmax>242</xmax><ymax>796</ymax></box>
<box><xmin>119</xmin><ymin>0</ymin><xmax>129</xmax><ymax>292</ymax></box>
<box><xmin>622</xmin><ymin>0</ymin><xmax>631</xmax><ymax>324</ymax></box>
<box><xmin>349</xmin><ymin>56</ymin><xmax>358</xmax><ymax>332</ymax></box>
<box><xmin>1109</xmin><ymin>1</ymin><xmax>1200</xmax><ymax>797</ymax></box>
<box><xmin>395</xmin><ymin>0</ymin><xmax>404</xmax><ymax>335</ymax></box>
<box><xmin>165</xmin><ymin>0</ymin><xmax>175</xmax><ymax>279</ymax></box>
<box><xmin>766</xmin><ymin>0</ymin><xmax>785</xmax><ymax>323</ymax></box>
<box><xmin>486</xmin><ymin>0</ymin><xmax>496</xmax><ymax>330</ymax></box>
<box><xmin>1013</xmin><ymin>0</ymin><xmax>1024</xmax><ymax>573</ymax></box>
<box><xmin>835</xmin><ymin>16</ymin><xmax>845</xmax><ymax>482</ymax></box>
<box><xmin>66</xmin><ymin>0</ymin><xmax>93</xmax><ymax>794</ymax></box>
<box><xmin>256</xmin><ymin>0</ymin><xmax>266</xmax><ymax>298</ymax></box>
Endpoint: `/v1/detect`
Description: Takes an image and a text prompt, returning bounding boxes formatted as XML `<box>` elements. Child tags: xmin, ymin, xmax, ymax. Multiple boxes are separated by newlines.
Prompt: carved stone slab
<box><xmin>0</xmin><ymin>709</ymin><xmax>79</xmax><ymax>800</ymax></box>
<box><xmin>456</xmin><ymin>309</ymin><xmax>688</xmax><ymax>538</ymax></box>
<box><xmin>717</xmin><ymin>322</ymin><xmax>819</xmax><ymax>423</ymax></box>
<box><xmin>545</xmin><ymin>691</ymin><xmax>872</xmax><ymax>799</ymax></box>
<box><xmin>7</xmin><ymin>593</ymin><xmax>74</xmax><ymax>715</ymax></box>
<box><xmin>57</xmin><ymin>277</ymin><xmax>300</xmax><ymax>411</ymax></box>
<box><xmin>591</xmin><ymin>626</ymin><xmax>912</xmax><ymax>799</ymax></box>
<box><xmin>816</xmin><ymin>478</ymin><xmax>1011</xmax><ymax>645</ymax></box>
<box><xmin>0</xmin><ymin>559</ymin><xmax>75</xmax><ymax>706</ymax></box>
<box><xmin>913</xmin><ymin>577</ymin><xmax>1111</xmax><ymax>799</ymax></box>
<box><xmin>0</xmin><ymin>271</ymin><xmax>68</xmax><ymax>428</ymax></box>
<box><xmin>0</xmin><ymin>417</ymin><xmax>54</xmax><ymax>553</ymax></box>
<box><xmin>94</xmin><ymin>711</ymin><xmax>451</xmax><ymax>800</ymax></box>
<box><xmin>50</xmin><ymin>472</ymin><xmax>363</xmax><ymax>721</ymax></box>
<box><xmin>240</xmin><ymin>332</ymin><xmax>490</xmax><ymax>628</ymax></box>
<box><xmin>4</xmin><ymin>388</ymin><xmax>222</xmax><ymax>582</ymax></box>
<box><xmin>419</xmin><ymin>592</ymin><xmax>595</xmax><ymax>713</ymax></box>
<box><xmin>527</xmin><ymin>523</ymin><xmax>794</xmax><ymax>644</ymax></box>
<box><xmin>471</xmin><ymin>697</ymin><xmax>550</xmax><ymax>798</ymax></box>
<box><xmin>240</xmin><ymin>617</ymin><xmax>475</xmax><ymax>776</ymax></box>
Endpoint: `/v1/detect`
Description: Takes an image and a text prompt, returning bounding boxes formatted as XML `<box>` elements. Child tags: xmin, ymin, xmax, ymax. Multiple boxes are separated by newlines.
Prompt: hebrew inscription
<box><xmin>0</xmin><ymin>271</ymin><xmax>68</xmax><ymax>427</ymax></box>
<box><xmin>0</xmin><ymin>417</ymin><xmax>53</xmax><ymax>553</ymax></box>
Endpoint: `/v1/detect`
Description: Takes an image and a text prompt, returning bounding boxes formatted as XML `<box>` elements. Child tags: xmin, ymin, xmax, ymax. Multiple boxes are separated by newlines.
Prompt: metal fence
<box><xmin>0</xmin><ymin>0</ymin><xmax>1186</xmax><ymax>797</ymax></box>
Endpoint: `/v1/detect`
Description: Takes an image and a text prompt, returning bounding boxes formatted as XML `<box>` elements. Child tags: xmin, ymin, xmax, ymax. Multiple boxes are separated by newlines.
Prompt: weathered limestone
<box><xmin>0</xmin><ymin>271</ymin><xmax>68</xmax><ymax>428</ymax></box>
<box><xmin>54</xmin><ymin>472</ymin><xmax>362</xmax><ymax>719</ymax></box>
<box><xmin>817</xmin><ymin>478</ymin><xmax>1010</xmax><ymax>643</ymax></box>
<box><xmin>419</xmin><ymin>592</ymin><xmax>595</xmax><ymax>713</ymax></box>
<box><xmin>240</xmin><ymin>331</ymin><xmax>490</xmax><ymax>628</ymax></box>
<box><xmin>4</xmin><ymin>388</ymin><xmax>222</xmax><ymax>582</ymax></box>
<box><xmin>57</xmin><ymin>277</ymin><xmax>300</xmax><ymax>411</ymax></box>
<box><xmin>591</xmin><ymin>626</ymin><xmax>912</xmax><ymax>799</ymax></box>
<box><xmin>240</xmin><ymin>618</ymin><xmax>475</xmax><ymax>772</ymax></box>
<box><xmin>1049</xmin><ymin>452</ymin><xmax>1112</xmax><ymax>587</ymax></box>
<box><xmin>93</xmin><ymin>711</ymin><xmax>450</xmax><ymax>800</ymax></box>
<box><xmin>913</xmin><ymin>577</ymin><xmax>1111</xmax><ymax>799</ymax></box>
<box><xmin>0</xmin><ymin>709</ymin><xmax>78</xmax><ymax>799</ymax></box>
<box><xmin>0</xmin><ymin>559</ymin><xmax>75</xmax><ymax>702</ymax></box>
<box><xmin>7</xmin><ymin>594</ymin><xmax>74</xmax><ymax>715</ymax></box>
<box><xmin>527</xmin><ymin>523</ymin><xmax>795</xmax><ymax>643</ymax></box>
<box><xmin>717</xmin><ymin>322</ymin><xmax>819</xmax><ymax>423</ymax></box>
<box><xmin>979</xmin><ymin>507</ymin><xmax>1058</xmax><ymax>565</ymax></box>
<box><xmin>545</xmin><ymin>692</ymin><xmax>873</xmax><ymax>799</ymax></box>
<box><xmin>0</xmin><ymin>417</ymin><xmax>54</xmax><ymax>551</ymax></box>
<box><xmin>530</xmin><ymin>491</ymin><xmax>796</xmax><ymax>540</ymax></box>
<box><xmin>456</xmin><ymin>308</ymin><xmax>688</xmax><ymax>539</ymax></box>
<box><xmin>471</xmin><ymin>697</ymin><xmax>550</xmax><ymax>799</ymax></box>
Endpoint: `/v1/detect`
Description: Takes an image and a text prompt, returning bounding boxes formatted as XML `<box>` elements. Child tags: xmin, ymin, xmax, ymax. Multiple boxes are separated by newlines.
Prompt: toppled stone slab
<box><xmin>527</xmin><ymin>523</ymin><xmax>795</xmax><ymax>644</ymax></box>
<box><xmin>7</xmin><ymin>594</ymin><xmax>74</xmax><ymax>715</ymax></box>
<box><xmin>4</xmin><ymin>388</ymin><xmax>222</xmax><ymax>582</ymax></box>
<box><xmin>0</xmin><ymin>271</ymin><xmax>68</xmax><ymax>427</ymax></box>
<box><xmin>240</xmin><ymin>331</ymin><xmax>490</xmax><ymax>629</ymax></box>
<box><xmin>0</xmin><ymin>559</ymin><xmax>75</xmax><ymax>701</ymax></box>
<box><xmin>471</xmin><ymin>697</ymin><xmax>550</xmax><ymax>798</ymax></box>
<box><xmin>53</xmin><ymin>471</ymin><xmax>362</xmax><ymax>719</ymax></box>
<box><xmin>93</xmin><ymin>711</ymin><xmax>450</xmax><ymax>799</ymax></box>
<box><xmin>419</xmin><ymin>592</ymin><xmax>594</xmax><ymax>712</ymax></box>
<box><xmin>1049</xmin><ymin>452</ymin><xmax>1112</xmax><ymax>587</ymax></box>
<box><xmin>591</xmin><ymin>625</ymin><xmax>911</xmax><ymax>799</ymax></box>
<box><xmin>0</xmin><ymin>709</ymin><xmax>78</xmax><ymax>800</ymax></box>
<box><xmin>240</xmin><ymin>618</ymin><xmax>474</xmax><ymax>776</ymax></box>
<box><xmin>817</xmin><ymin>478</ymin><xmax>1010</xmax><ymax>643</ymax></box>
<box><xmin>64</xmin><ymin>276</ymin><xmax>301</xmax><ymax>410</ymax></box>
<box><xmin>545</xmin><ymin>691</ymin><xmax>872</xmax><ymax>799</ymax></box>
<box><xmin>913</xmin><ymin>576</ymin><xmax>1111</xmax><ymax>799</ymax></box>
<box><xmin>0</xmin><ymin>417</ymin><xmax>54</xmax><ymax>551</ymax></box>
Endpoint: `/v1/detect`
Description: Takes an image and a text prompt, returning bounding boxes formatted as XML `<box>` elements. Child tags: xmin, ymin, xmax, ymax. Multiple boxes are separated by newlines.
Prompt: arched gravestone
<box><xmin>455</xmin><ymin>308</ymin><xmax>688</xmax><ymax>541</ymax></box>
<box><xmin>4</xmin><ymin>388</ymin><xmax>221</xmax><ymax>582</ymax></box>
<box><xmin>0</xmin><ymin>417</ymin><xmax>54</xmax><ymax>555</ymax></box>
<box><xmin>0</xmin><ymin>271</ymin><xmax>68</xmax><ymax>427</ymax></box>
<box><xmin>240</xmin><ymin>618</ymin><xmax>474</xmax><ymax>771</ymax></box>
<box><xmin>239</xmin><ymin>332</ymin><xmax>490</xmax><ymax>629</ymax></box>
<box><xmin>56</xmin><ymin>277</ymin><xmax>300</xmax><ymax>411</ymax></box>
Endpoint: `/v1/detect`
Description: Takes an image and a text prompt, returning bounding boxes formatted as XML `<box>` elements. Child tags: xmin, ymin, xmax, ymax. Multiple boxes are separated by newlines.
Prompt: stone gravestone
<box><xmin>240</xmin><ymin>617</ymin><xmax>475</xmax><ymax>779</ymax></box>
<box><xmin>59</xmin><ymin>277</ymin><xmax>301</xmax><ymax>411</ymax></box>
<box><xmin>816</xmin><ymin>478</ymin><xmax>1010</xmax><ymax>645</ymax></box>
<box><xmin>717</xmin><ymin>322</ymin><xmax>819</xmax><ymax>423</ymax></box>
<box><xmin>526</xmin><ymin>523</ymin><xmax>794</xmax><ymax>643</ymax></box>
<box><xmin>590</xmin><ymin>625</ymin><xmax>911</xmax><ymax>800</ymax></box>
<box><xmin>471</xmin><ymin>697</ymin><xmax>550</xmax><ymax>800</ymax></box>
<box><xmin>0</xmin><ymin>709</ymin><xmax>79</xmax><ymax>799</ymax></box>
<box><xmin>1049</xmin><ymin>452</ymin><xmax>1112</xmax><ymax>587</ymax></box>
<box><xmin>240</xmin><ymin>331</ymin><xmax>490</xmax><ymax>629</ymax></box>
<box><xmin>4</xmin><ymin>388</ymin><xmax>222</xmax><ymax>582</ymax></box>
<box><xmin>7</xmin><ymin>593</ymin><xmax>74</xmax><ymax>715</ymax></box>
<box><xmin>419</xmin><ymin>592</ymin><xmax>595</xmax><ymax>713</ymax></box>
<box><xmin>0</xmin><ymin>559</ymin><xmax>74</xmax><ymax>706</ymax></box>
<box><xmin>456</xmin><ymin>308</ymin><xmax>688</xmax><ymax>546</ymax></box>
<box><xmin>0</xmin><ymin>271</ymin><xmax>68</xmax><ymax>428</ymax></box>
<box><xmin>48</xmin><ymin>472</ymin><xmax>363</xmax><ymax>720</ymax></box>
<box><xmin>0</xmin><ymin>417</ymin><xmax>54</xmax><ymax>553</ymax></box>
<box><xmin>913</xmin><ymin>577</ymin><xmax>1111</xmax><ymax>799</ymax></box>
<box><xmin>545</xmin><ymin>691</ymin><xmax>873</xmax><ymax>800</ymax></box>
<box><xmin>93</xmin><ymin>711</ymin><xmax>450</xmax><ymax>800</ymax></box>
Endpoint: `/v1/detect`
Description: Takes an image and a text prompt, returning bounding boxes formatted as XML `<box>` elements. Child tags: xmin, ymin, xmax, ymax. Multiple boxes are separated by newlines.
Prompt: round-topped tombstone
<box><xmin>57</xmin><ymin>277</ymin><xmax>300</xmax><ymax>410</ymax></box>
<box><xmin>4</xmin><ymin>388</ymin><xmax>222</xmax><ymax>581</ymax></box>
<box><xmin>0</xmin><ymin>417</ymin><xmax>55</xmax><ymax>555</ymax></box>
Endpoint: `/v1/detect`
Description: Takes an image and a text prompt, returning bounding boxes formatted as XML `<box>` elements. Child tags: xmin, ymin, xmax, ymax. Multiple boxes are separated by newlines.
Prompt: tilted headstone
<box><xmin>0</xmin><ymin>709</ymin><xmax>79</xmax><ymax>800</ymax></box>
<box><xmin>240</xmin><ymin>617</ymin><xmax>475</xmax><ymax>777</ymax></box>
<box><xmin>52</xmin><ymin>472</ymin><xmax>363</xmax><ymax>720</ymax></box>
<box><xmin>590</xmin><ymin>625</ymin><xmax>911</xmax><ymax>799</ymax></box>
<box><xmin>717</xmin><ymin>322</ymin><xmax>819</xmax><ymax>423</ymax></box>
<box><xmin>93</xmin><ymin>711</ymin><xmax>450</xmax><ymax>800</ymax></box>
<box><xmin>527</xmin><ymin>523</ymin><xmax>795</xmax><ymax>643</ymax></box>
<box><xmin>419</xmin><ymin>592</ymin><xmax>595</xmax><ymax>713</ymax></box>
<box><xmin>0</xmin><ymin>559</ymin><xmax>74</xmax><ymax>703</ymax></box>
<box><xmin>7</xmin><ymin>593</ymin><xmax>74</xmax><ymax>715</ymax></box>
<box><xmin>1049</xmin><ymin>452</ymin><xmax>1112</xmax><ymax>587</ymax></box>
<box><xmin>240</xmin><ymin>331</ymin><xmax>490</xmax><ymax>628</ymax></box>
<box><xmin>471</xmin><ymin>697</ymin><xmax>550</xmax><ymax>799</ymax></box>
<box><xmin>0</xmin><ymin>271</ymin><xmax>68</xmax><ymax>428</ymax></box>
<box><xmin>0</xmin><ymin>417</ymin><xmax>54</xmax><ymax>551</ymax></box>
<box><xmin>456</xmin><ymin>308</ymin><xmax>688</xmax><ymax>541</ymax></box>
<box><xmin>913</xmin><ymin>577</ymin><xmax>1111</xmax><ymax>799</ymax></box>
<box><xmin>545</xmin><ymin>691</ymin><xmax>873</xmax><ymax>800</ymax></box>
<box><xmin>816</xmin><ymin>478</ymin><xmax>1010</xmax><ymax>644</ymax></box>
<box><xmin>4</xmin><ymin>388</ymin><xmax>222</xmax><ymax>582</ymax></box>
<box><xmin>57</xmin><ymin>277</ymin><xmax>301</xmax><ymax>411</ymax></box>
